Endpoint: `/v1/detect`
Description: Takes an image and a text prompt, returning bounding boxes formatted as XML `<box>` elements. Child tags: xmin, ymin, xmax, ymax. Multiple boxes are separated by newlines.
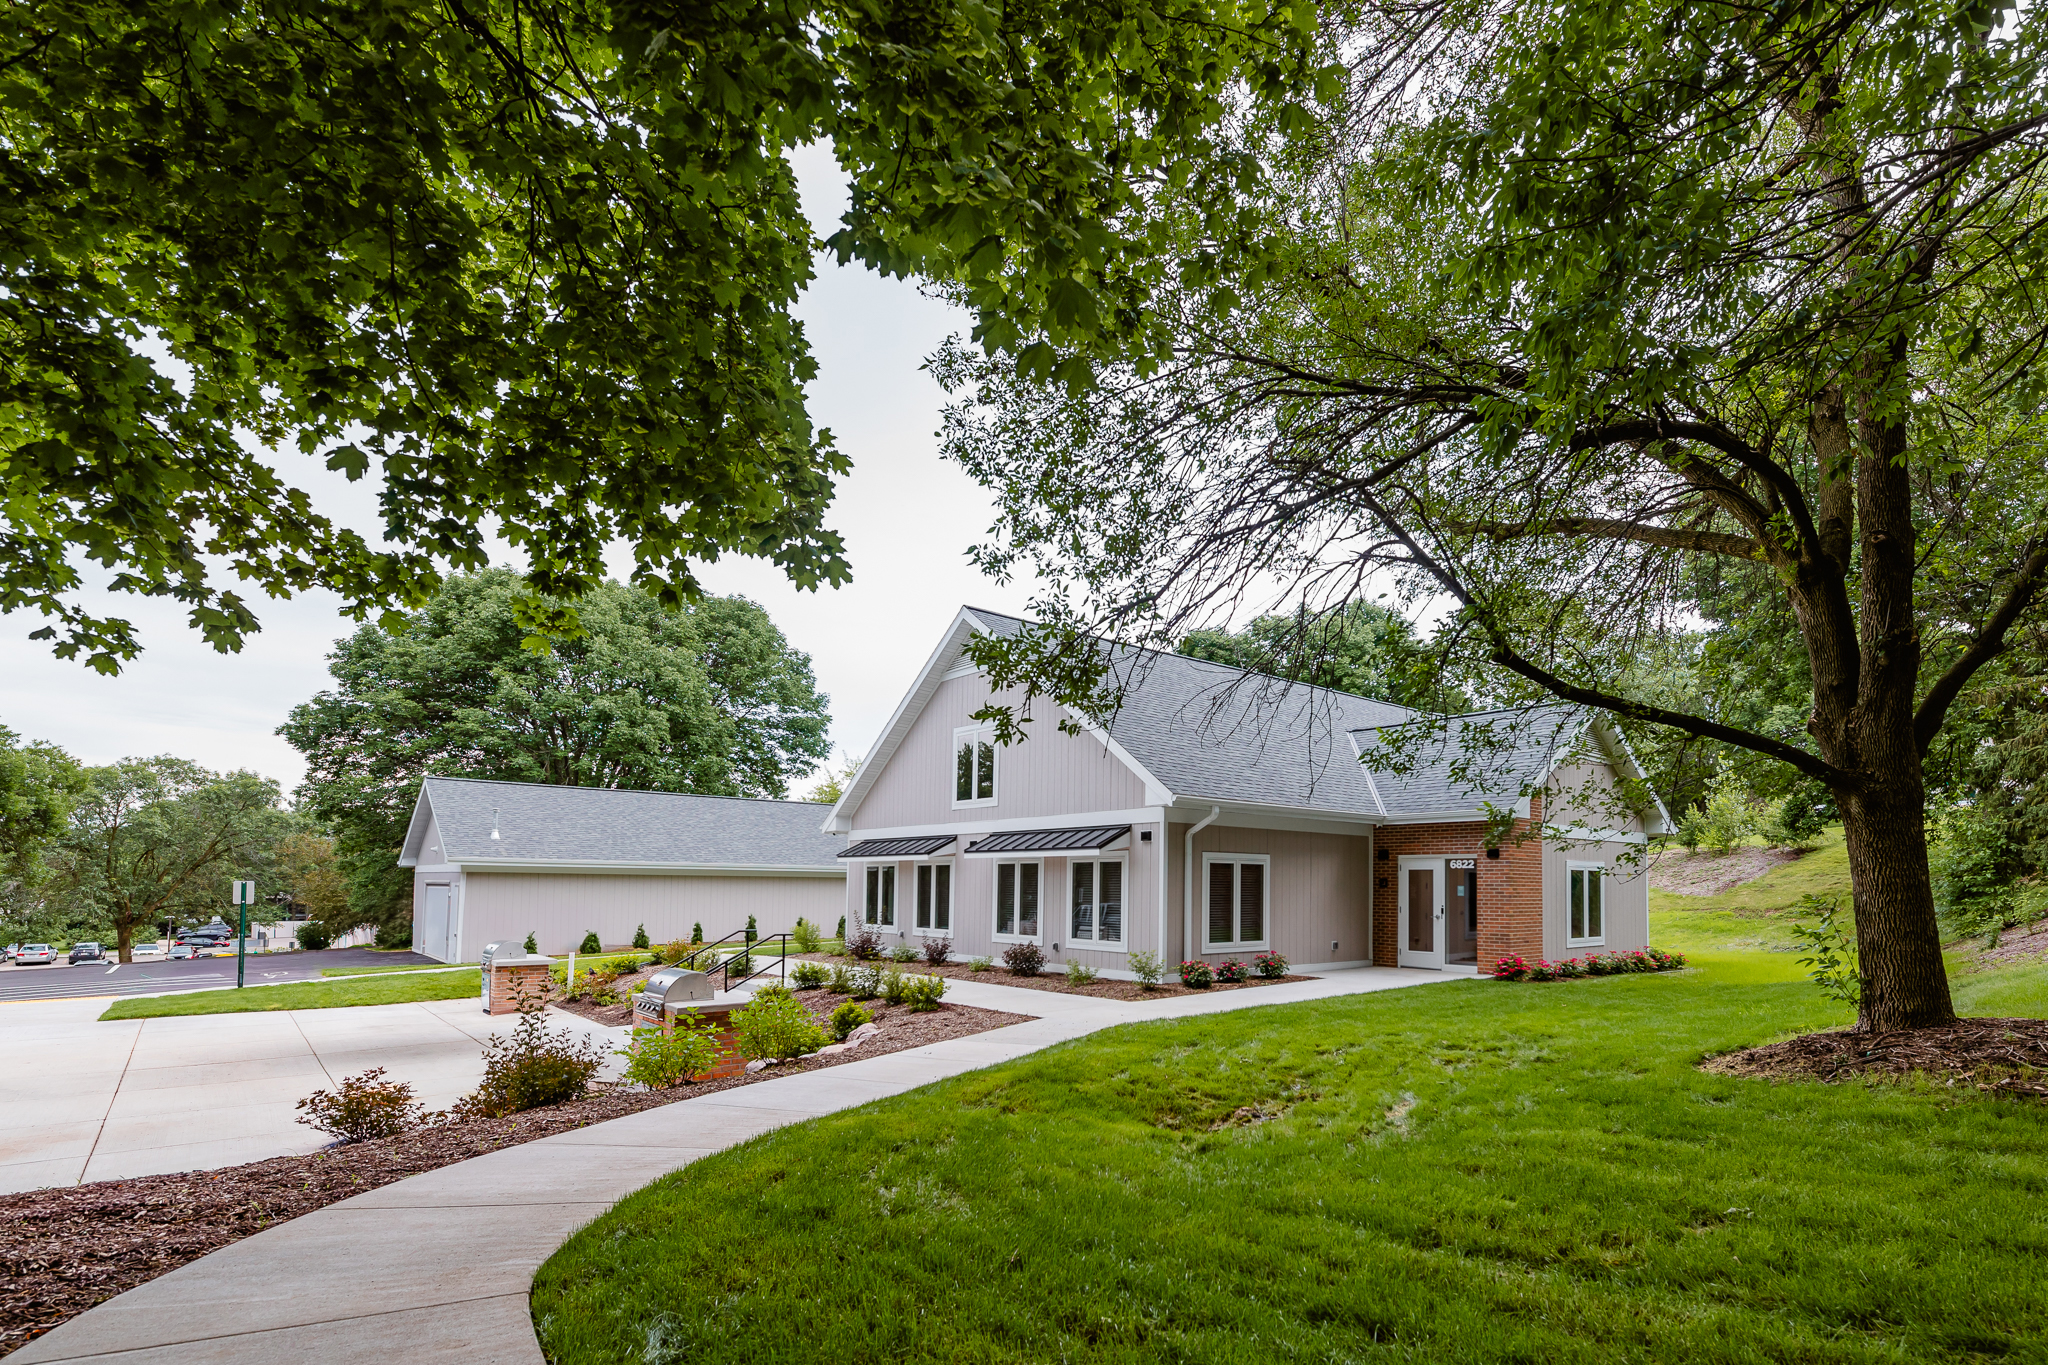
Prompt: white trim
<box><xmin>1567</xmin><ymin>860</ymin><xmax>1608</xmax><ymax>947</ymax></box>
<box><xmin>446</xmin><ymin>859</ymin><xmax>843</xmax><ymax>878</ymax></box>
<box><xmin>1065</xmin><ymin>856</ymin><xmax>1130</xmax><ymax>949</ymax></box>
<box><xmin>990</xmin><ymin>857</ymin><xmax>1046</xmax><ymax>944</ymax></box>
<box><xmin>849</xmin><ymin>807</ymin><xmax>1161</xmax><ymax>840</ymax></box>
<box><xmin>951</xmin><ymin>723</ymin><xmax>1001</xmax><ymax>809</ymax></box>
<box><xmin>1396</xmin><ymin>855</ymin><xmax>1446</xmax><ymax>971</ymax></box>
<box><xmin>1166</xmin><ymin>798</ymin><xmax>1380</xmax><ymax>833</ymax></box>
<box><xmin>1199</xmin><ymin>852</ymin><xmax>1272</xmax><ymax>953</ymax></box>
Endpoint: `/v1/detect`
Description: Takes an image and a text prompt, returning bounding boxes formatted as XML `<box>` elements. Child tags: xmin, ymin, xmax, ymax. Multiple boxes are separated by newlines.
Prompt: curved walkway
<box><xmin>14</xmin><ymin>968</ymin><xmax>1456</xmax><ymax>1364</ymax></box>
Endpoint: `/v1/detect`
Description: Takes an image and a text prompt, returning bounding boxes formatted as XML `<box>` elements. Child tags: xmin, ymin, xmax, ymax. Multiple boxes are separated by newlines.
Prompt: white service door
<box><xmin>1398</xmin><ymin>858</ymin><xmax>1446</xmax><ymax>970</ymax></box>
<box><xmin>422</xmin><ymin>884</ymin><xmax>452</xmax><ymax>963</ymax></box>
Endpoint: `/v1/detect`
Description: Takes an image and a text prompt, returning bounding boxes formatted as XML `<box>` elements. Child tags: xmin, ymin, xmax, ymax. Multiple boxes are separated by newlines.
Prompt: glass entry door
<box><xmin>1398</xmin><ymin>858</ymin><xmax>1445</xmax><ymax>969</ymax></box>
<box><xmin>1445</xmin><ymin>863</ymin><xmax>1479</xmax><ymax>965</ymax></box>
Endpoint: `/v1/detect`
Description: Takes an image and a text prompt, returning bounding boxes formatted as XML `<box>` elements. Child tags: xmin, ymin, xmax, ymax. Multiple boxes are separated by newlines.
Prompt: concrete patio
<box><xmin>12</xmin><ymin>966</ymin><xmax>1464</xmax><ymax>1364</ymax></box>
<box><xmin>0</xmin><ymin>995</ymin><xmax>627</xmax><ymax>1194</ymax></box>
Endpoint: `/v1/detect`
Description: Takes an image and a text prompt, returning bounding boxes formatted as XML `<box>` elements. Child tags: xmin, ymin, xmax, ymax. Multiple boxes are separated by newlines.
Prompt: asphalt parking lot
<box><xmin>0</xmin><ymin>947</ymin><xmax>444</xmax><ymax>1004</ymax></box>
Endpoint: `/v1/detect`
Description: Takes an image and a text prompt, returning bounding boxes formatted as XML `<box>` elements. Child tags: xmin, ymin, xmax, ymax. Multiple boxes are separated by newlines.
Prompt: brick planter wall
<box><xmin>1371</xmin><ymin>798</ymin><xmax>1545</xmax><ymax>968</ymax></box>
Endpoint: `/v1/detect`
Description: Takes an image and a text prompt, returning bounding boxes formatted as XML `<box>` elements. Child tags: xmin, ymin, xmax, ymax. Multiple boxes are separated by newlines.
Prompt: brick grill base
<box><xmin>642</xmin><ymin>1004</ymin><xmax>748</xmax><ymax>1079</ymax></box>
<box><xmin>1372</xmin><ymin>799</ymin><xmax>1545</xmax><ymax>968</ymax></box>
<box><xmin>484</xmin><ymin>963</ymin><xmax>552</xmax><ymax>1015</ymax></box>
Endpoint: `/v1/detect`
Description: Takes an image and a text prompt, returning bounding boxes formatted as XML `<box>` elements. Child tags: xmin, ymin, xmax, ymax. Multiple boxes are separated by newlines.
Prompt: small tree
<box><xmin>632</xmin><ymin>923</ymin><xmax>650</xmax><ymax>950</ymax></box>
<box><xmin>744</xmin><ymin>914</ymin><xmax>757</xmax><ymax>946</ymax></box>
<box><xmin>579</xmin><ymin>930</ymin><xmax>602</xmax><ymax>954</ymax></box>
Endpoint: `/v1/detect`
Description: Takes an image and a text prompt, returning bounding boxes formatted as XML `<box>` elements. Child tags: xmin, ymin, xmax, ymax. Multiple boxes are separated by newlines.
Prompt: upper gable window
<box><xmin>953</xmin><ymin>725</ymin><xmax>997</xmax><ymax>807</ymax></box>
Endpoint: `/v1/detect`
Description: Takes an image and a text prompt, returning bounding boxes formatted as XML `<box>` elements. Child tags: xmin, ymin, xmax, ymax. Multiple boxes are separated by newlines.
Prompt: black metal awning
<box><xmin>838</xmin><ymin>835</ymin><xmax>958</xmax><ymax>860</ymax></box>
<box><xmin>963</xmin><ymin>825</ymin><xmax>1131</xmax><ymax>856</ymax></box>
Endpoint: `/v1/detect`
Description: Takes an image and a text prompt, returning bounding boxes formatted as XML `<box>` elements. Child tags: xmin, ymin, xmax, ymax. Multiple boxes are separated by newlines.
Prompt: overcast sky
<box><xmin>0</xmin><ymin>144</ymin><xmax>1034</xmax><ymax>798</ymax></box>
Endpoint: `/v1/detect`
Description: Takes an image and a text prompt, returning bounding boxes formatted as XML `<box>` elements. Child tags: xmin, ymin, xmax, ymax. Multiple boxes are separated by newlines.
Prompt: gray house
<box><xmin>825</xmin><ymin>607</ymin><xmax>1671</xmax><ymax>976</ymax></box>
<box><xmin>398</xmin><ymin>777</ymin><xmax>844</xmax><ymax>962</ymax></box>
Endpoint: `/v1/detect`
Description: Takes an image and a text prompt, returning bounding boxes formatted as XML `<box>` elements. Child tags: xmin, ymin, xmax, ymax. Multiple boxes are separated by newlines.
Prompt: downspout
<box><xmin>1182</xmin><ymin>807</ymin><xmax>1222</xmax><ymax>964</ymax></box>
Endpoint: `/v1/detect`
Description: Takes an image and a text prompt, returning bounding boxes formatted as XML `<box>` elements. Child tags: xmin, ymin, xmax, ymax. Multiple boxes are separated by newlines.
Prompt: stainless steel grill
<box><xmin>631</xmin><ymin>966</ymin><xmax>712</xmax><ymax>1026</ymax></box>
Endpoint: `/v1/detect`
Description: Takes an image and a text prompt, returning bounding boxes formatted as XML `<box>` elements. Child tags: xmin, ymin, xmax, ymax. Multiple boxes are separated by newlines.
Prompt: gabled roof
<box><xmin>401</xmin><ymin>777</ymin><xmax>844</xmax><ymax>872</ymax></box>
<box><xmin>832</xmin><ymin>606</ymin><xmax>1670</xmax><ymax>829</ymax></box>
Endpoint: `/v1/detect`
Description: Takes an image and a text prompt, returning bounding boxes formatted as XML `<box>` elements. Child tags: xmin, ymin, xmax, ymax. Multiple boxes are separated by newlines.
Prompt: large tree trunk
<box><xmin>115</xmin><ymin>917</ymin><xmax>132</xmax><ymax>965</ymax></box>
<box><xmin>1839</xmin><ymin>773</ymin><xmax>1956</xmax><ymax>1031</ymax></box>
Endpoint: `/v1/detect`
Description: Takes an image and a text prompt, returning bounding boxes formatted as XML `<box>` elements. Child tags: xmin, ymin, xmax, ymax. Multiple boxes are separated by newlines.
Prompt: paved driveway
<box><xmin>0</xmin><ymin>996</ymin><xmax>627</xmax><ymax>1194</ymax></box>
<box><xmin>0</xmin><ymin>948</ymin><xmax>443</xmax><ymax>1005</ymax></box>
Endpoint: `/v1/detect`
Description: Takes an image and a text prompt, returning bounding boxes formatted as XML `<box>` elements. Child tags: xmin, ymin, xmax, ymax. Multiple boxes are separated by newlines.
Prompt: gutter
<box><xmin>1182</xmin><ymin>806</ymin><xmax>1221</xmax><ymax>963</ymax></box>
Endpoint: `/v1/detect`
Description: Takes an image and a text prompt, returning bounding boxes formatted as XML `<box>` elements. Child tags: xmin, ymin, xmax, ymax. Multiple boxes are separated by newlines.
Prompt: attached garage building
<box><xmin>398</xmin><ymin>777</ymin><xmax>846</xmax><ymax>963</ymax></box>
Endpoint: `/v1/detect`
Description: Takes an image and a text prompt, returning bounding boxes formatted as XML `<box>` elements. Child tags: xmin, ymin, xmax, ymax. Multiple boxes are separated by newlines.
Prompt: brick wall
<box><xmin>1370</xmin><ymin>797</ymin><xmax>1545</xmax><ymax>967</ymax></box>
<box><xmin>484</xmin><ymin>963</ymin><xmax>552</xmax><ymax>1015</ymax></box>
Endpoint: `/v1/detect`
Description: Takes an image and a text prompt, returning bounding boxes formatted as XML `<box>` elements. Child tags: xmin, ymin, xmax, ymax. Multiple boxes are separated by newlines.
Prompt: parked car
<box><xmin>14</xmin><ymin>944</ymin><xmax>57</xmax><ymax>965</ymax></box>
<box><xmin>166</xmin><ymin>943</ymin><xmax>197</xmax><ymax>960</ymax></box>
<box><xmin>68</xmin><ymin>942</ymin><xmax>105</xmax><ymax>964</ymax></box>
<box><xmin>3</xmin><ymin>943</ymin><xmax>18</xmax><ymax>963</ymax></box>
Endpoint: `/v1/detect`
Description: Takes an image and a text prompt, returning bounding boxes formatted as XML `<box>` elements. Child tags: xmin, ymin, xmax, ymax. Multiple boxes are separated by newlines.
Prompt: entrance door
<box><xmin>1398</xmin><ymin>858</ymin><xmax>1445</xmax><ymax>969</ymax></box>
<box><xmin>1445</xmin><ymin>863</ymin><xmax>1479</xmax><ymax>965</ymax></box>
<box><xmin>423</xmin><ymin>884</ymin><xmax>451</xmax><ymax>962</ymax></box>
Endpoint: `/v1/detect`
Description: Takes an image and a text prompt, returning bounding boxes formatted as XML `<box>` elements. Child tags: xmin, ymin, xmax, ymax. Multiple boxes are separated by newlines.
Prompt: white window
<box><xmin>994</xmin><ymin>861</ymin><xmax>1041</xmax><ymax>940</ymax></box>
<box><xmin>915</xmin><ymin>863</ymin><xmax>952</xmax><ymax>934</ymax></box>
<box><xmin>1203</xmin><ymin>854</ymin><xmax>1269</xmax><ymax>950</ymax></box>
<box><xmin>1568</xmin><ymin>863</ymin><xmax>1605</xmax><ymax>945</ymax></box>
<box><xmin>953</xmin><ymin>725</ymin><xmax>998</xmax><ymax>807</ymax></box>
<box><xmin>864</xmin><ymin>865</ymin><xmax>896</xmax><ymax>928</ymax></box>
<box><xmin>1070</xmin><ymin>859</ymin><xmax>1125</xmax><ymax>945</ymax></box>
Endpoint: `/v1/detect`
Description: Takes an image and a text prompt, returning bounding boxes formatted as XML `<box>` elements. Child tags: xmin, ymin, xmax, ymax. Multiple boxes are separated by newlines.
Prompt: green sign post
<box><xmin>232</xmin><ymin>880</ymin><xmax>255</xmax><ymax>988</ymax></box>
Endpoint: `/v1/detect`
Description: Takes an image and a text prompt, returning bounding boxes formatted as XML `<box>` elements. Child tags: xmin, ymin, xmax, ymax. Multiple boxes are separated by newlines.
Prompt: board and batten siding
<box><xmin>1545</xmin><ymin>758</ymin><xmax>1646</xmax><ymax>833</ymax></box>
<box><xmin>844</xmin><ymin>828</ymin><xmax>1169</xmax><ymax>971</ymax></box>
<box><xmin>848</xmin><ymin>673</ymin><xmax>1149</xmax><ymax>831</ymax></box>
<box><xmin>1163</xmin><ymin>822</ymin><xmax>1374</xmax><ymax>968</ymax></box>
<box><xmin>1539</xmin><ymin>837</ymin><xmax>1649</xmax><ymax>959</ymax></box>
<box><xmin>457</xmin><ymin>871</ymin><xmax>844</xmax><ymax>960</ymax></box>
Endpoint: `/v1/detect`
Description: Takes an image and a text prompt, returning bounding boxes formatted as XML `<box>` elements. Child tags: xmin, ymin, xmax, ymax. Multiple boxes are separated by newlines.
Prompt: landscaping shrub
<box><xmin>1179</xmin><ymin>960</ymin><xmax>1215</xmax><ymax>988</ymax></box>
<box><xmin>845</xmin><ymin>928</ymin><xmax>883</xmax><ymax>960</ymax></box>
<box><xmin>836</xmin><ymin>916</ymin><xmax>845</xmax><ymax>939</ymax></box>
<box><xmin>1253</xmin><ymin>951</ymin><xmax>1288</xmax><ymax>979</ymax></box>
<box><xmin>792</xmin><ymin>918</ymin><xmax>823</xmax><ymax>953</ymax></box>
<box><xmin>1128</xmin><ymin>950</ymin><xmax>1164</xmax><ymax>988</ymax></box>
<box><xmin>745</xmin><ymin>915</ymin><xmax>758</xmax><ymax>945</ymax></box>
<box><xmin>724</xmin><ymin>951</ymin><xmax>756</xmax><ymax>980</ymax></box>
<box><xmin>1490</xmin><ymin>949</ymin><xmax>1688</xmax><ymax>982</ymax></box>
<box><xmin>657</xmin><ymin>939</ymin><xmax>691</xmax><ymax>966</ymax></box>
<box><xmin>632</xmin><ymin>924</ymin><xmax>650</xmax><ymax>949</ymax></box>
<box><xmin>615</xmin><ymin>1021</ymin><xmax>720</xmax><ymax>1088</ymax></box>
<box><xmin>850</xmin><ymin>965</ymin><xmax>884</xmax><ymax>1001</ymax></box>
<box><xmin>751</xmin><ymin>982</ymin><xmax>797</xmax><ymax>1003</ymax></box>
<box><xmin>922</xmin><ymin>936</ymin><xmax>952</xmax><ymax>965</ymax></box>
<box><xmin>579</xmin><ymin>930</ymin><xmax>603</xmax><ymax>954</ymax></box>
<box><xmin>1214</xmin><ymin>959</ymin><xmax>1248</xmax><ymax>984</ymax></box>
<box><xmin>791</xmin><ymin>961</ymin><xmax>830</xmax><ymax>989</ymax></box>
<box><xmin>826</xmin><ymin>962</ymin><xmax>857</xmax><ymax>994</ymax></box>
<box><xmin>967</xmin><ymin>956</ymin><xmax>993</xmax><ymax>972</ymax></box>
<box><xmin>523</xmin><ymin>930</ymin><xmax>538</xmax><ymax>953</ymax></box>
<box><xmin>1002</xmin><ymin>942</ymin><xmax>1045</xmax><ymax>977</ymax></box>
<box><xmin>295</xmin><ymin>1067</ymin><xmax>430</xmax><ymax>1142</ymax></box>
<box><xmin>889</xmin><ymin>943</ymin><xmax>920</xmax><ymax>963</ymax></box>
<box><xmin>692</xmin><ymin>923</ymin><xmax>704</xmax><ymax>944</ymax></box>
<box><xmin>571</xmin><ymin>966</ymin><xmax>624</xmax><ymax>1003</ymax></box>
<box><xmin>1063</xmin><ymin>960</ymin><xmax>1099</xmax><ymax>986</ymax></box>
<box><xmin>902</xmin><ymin>974</ymin><xmax>946</xmax><ymax>1011</ymax></box>
<box><xmin>296</xmin><ymin>920</ymin><xmax>332</xmax><ymax>951</ymax></box>
<box><xmin>452</xmin><ymin>1008</ymin><xmax>606</xmax><ymax>1119</ymax></box>
<box><xmin>829</xmin><ymin>1000</ymin><xmax>872</xmax><ymax>1041</ymax></box>
<box><xmin>879</xmin><ymin>965</ymin><xmax>912</xmax><ymax>1005</ymax></box>
<box><xmin>731</xmin><ymin>992</ymin><xmax>827</xmax><ymax>1060</ymax></box>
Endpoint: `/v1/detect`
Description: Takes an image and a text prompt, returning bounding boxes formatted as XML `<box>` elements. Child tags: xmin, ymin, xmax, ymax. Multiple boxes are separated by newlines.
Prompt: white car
<box><xmin>14</xmin><ymin>944</ymin><xmax>57</xmax><ymax>965</ymax></box>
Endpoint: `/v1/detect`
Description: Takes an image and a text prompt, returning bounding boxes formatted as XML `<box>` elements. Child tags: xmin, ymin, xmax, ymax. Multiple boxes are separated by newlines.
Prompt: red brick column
<box><xmin>485</xmin><ymin>963</ymin><xmax>552</xmax><ymax>1014</ymax></box>
<box><xmin>1371</xmin><ymin>800</ymin><xmax>1544</xmax><ymax>969</ymax></box>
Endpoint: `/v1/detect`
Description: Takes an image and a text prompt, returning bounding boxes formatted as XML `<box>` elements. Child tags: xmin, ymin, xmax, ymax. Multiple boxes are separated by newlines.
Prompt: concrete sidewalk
<box><xmin>0</xmin><ymin>997</ymin><xmax>627</xmax><ymax>1194</ymax></box>
<box><xmin>14</xmin><ymin>966</ymin><xmax>1457</xmax><ymax>1364</ymax></box>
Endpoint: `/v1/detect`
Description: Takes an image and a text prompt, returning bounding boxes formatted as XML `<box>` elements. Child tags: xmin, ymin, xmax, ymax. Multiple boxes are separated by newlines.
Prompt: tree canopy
<box><xmin>3</xmin><ymin>0</ymin><xmax>1330</xmax><ymax>670</ymax></box>
<box><xmin>1178</xmin><ymin>602</ymin><xmax>1466</xmax><ymax>712</ymax></box>
<box><xmin>0</xmin><ymin>724</ymin><xmax>85</xmax><ymax>903</ymax></box>
<box><xmin>939</xmin><ymin>0</ymin><xmax>2048</xmax><ymax>1030</ymax></box>
<box><xmin>280</xmin><ymin>572</ymin><xmax>832</xmax><ymax>939</ymax></box>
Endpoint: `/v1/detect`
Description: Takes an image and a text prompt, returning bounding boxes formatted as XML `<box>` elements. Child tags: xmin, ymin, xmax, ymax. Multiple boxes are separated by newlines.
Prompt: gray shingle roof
<box><xmin>409</xmin><ymin>777</ymin><xmax>844</xmax><ymax>868</ymax></box>
<box><xmin>961</xmin><ymin>610</ymin><xmax>1600</xmax><ymax>821</ymax></box>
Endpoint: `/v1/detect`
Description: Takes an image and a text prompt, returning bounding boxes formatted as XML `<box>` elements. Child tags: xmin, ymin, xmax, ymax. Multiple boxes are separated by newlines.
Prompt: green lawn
<box><xmin>1650</xmin><ymin>830</ymin><xmax>1852</xmax><ymax>955</ymax></box>
<box><xmin>319</xmin><ymin>963</ymin><xmax>474</xmax><ymax>977</ymax></box>
<box><xmin>100</xmin><ymin>968</ymin><xmax>480</xmax><ymax>1019</ymax></box>
<box><xmin>533</xmin><ymin>950</ymin><xmax>2048</xmax><ymax>1363</ymax></box>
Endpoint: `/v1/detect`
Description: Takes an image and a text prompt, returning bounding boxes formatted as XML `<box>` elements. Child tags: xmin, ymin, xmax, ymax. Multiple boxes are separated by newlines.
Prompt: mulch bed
<box><xmin>792</xmin><ymin>952</ymin><xmax>1315</xmax><ymax>1000</ymax></box>
<box><xmin>0</xmin><ymin>997</ymin><xmax>1023</xmax><ymax>1357</ymax></box>
<box><xmin>1701</xmin><ymin>1016</ymin><xmax>2048</xmax><ymax>1099</ymax></box>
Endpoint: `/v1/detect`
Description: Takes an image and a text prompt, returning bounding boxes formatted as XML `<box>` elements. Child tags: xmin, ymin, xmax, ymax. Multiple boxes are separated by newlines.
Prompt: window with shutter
<box><xmin>1203</xmin><ymin>855</ymin><xmax>1272</xmax><ymax>949</ymax></box>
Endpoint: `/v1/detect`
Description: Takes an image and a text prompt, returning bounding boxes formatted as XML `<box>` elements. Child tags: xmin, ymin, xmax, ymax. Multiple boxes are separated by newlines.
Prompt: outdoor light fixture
<box><xmin>1485</xmin><ymin>847</ymin><xmax>1500</xmax><ymax>859</ymax></box>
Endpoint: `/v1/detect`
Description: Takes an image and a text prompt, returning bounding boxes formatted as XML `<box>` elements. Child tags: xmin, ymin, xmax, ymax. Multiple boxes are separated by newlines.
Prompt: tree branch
<box><xmin>1914</xmin><ymin>539</ymin><xmax>2048</xmax><ymax>754</ymax></box>
<box><xmin>1355</xmin><ymin>487</ymin><xmax>1853</xmax><ymax>787</ymax></box>
<box><xmin>1444</xmin><ymin>516</ymin><xmax>1760</xmax><ymax>559</ymax></box>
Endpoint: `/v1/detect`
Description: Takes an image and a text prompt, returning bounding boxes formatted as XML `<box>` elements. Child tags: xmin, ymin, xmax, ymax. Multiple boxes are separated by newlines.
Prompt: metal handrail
<box><xmin>715</xmin><ymin>933</ymin><xmax>792</xmax><ymax>992</ymax></box>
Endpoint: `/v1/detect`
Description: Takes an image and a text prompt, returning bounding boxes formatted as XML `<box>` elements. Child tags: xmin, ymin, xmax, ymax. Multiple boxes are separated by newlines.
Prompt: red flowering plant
<box><xmin>1253</xmin><ymin>951</ymin><xmax>1288</xmax><ymax>979</ymax></box>
<box><xmin>1214</xmin><ymin>959</ymin><xmax>1249</xmax><ymax>983</ymax></box>
<box><xmin>1553</xmin><ymin>956</ymin><xmax>1587</xmax><ymax>978</ymax></box>
<box><xmin>1179</xmin><ymin>959</ymin><xmax>1215</xmax><ymax>988</ymax></box>
<box><xmin>1497</xmin><ymin>948</ymin><xmax>1688</xmax><ymax>981</ymax></box>
<box><xmin>1489</xmin><ymin>955</ymin><xmax>1530</xmax><ymax>980</ymax></box>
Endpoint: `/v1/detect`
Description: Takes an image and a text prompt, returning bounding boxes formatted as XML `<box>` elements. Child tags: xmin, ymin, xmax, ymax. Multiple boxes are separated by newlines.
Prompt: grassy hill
<box><xmin>1649</xmin><ymin>830</ymin><xmax>1850</xmax><ymax>954</ymax></box>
